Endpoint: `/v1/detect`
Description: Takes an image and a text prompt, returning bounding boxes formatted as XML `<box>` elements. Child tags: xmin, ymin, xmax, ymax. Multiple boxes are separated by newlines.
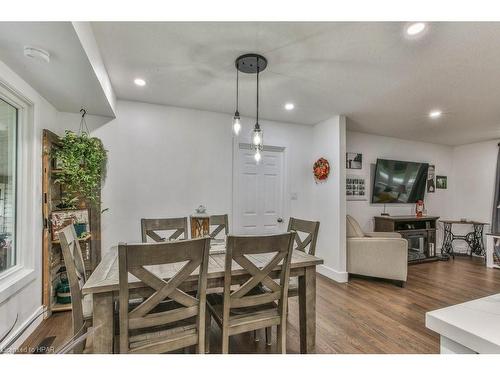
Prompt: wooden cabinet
<box><xmin>374</xmin><ymin>215</ymin><xmax>439</xmax><ymax>263</ymax></box>
<box><xmin>42</xmin><ymin>129</ymin><xmax>101</xmax><ymax>315</ymax></box>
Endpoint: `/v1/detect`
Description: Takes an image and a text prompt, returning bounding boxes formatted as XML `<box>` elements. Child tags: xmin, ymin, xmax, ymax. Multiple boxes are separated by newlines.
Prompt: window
<box><xmin>0</xmin><ymin>98</ymin><xmax>17</xmax><ymax>274</ymax></box>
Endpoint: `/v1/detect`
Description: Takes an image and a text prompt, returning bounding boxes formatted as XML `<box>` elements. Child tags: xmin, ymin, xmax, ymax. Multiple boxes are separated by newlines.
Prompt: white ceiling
<box><xmin>0</xmin><ymin>22</ymin><xmax>114</xmax><ymax>117</ymax></box>
<box><xmin>91</xmin><ymin>22</ymin><xmax>500</xmax><ymax>146</ymax></box>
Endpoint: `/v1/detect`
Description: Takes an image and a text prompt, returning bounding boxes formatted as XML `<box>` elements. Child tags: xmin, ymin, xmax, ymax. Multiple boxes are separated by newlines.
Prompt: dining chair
<box><xmin>59</xmin><ymin>224</ymin><xmax>92</xmax><ymax>354</ymax></box>
<box><xmin>286</xmin><ymin>217</ymin><xmax>320</xmax><ymax>297</ymax></box>
<box><xmin>260</xmin><ymin>218</ymin><xmax>320</xmax><ymax>346</ymax></box>
<box><xmin>209</xmin><ymin>214</ymin><xmax>229</xmax><ymax>239</ymax></box>
<box><xmin>118</xmin><ymin>237</ymin><xmax>210</xmax><ymax>354</ymax></box>
<box><xmin>140</xmin><ymin>217</ymin><xmax>188</xmax><ymax>243</ymax></box>
<box><xmin>205</xmin><ymin>232</ymin><xmax>295</xmax><ymax>354</ymax></box>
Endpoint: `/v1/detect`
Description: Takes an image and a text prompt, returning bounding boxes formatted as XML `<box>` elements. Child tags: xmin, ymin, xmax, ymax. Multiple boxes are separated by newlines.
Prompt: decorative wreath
<box><xmin>313</xmin><ymin>157</ymin><xmax>330</xmax><ymax>182</ymax></box>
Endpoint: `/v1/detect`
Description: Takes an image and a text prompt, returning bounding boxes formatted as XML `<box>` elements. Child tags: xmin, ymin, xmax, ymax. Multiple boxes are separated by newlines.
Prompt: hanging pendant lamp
<box><xmin>234</xmin><ymin>53</ymin><xmax>268</xmax><ymax>163</ymax></box>
<box><xmin>232</xmin><ymin>69</ymin><xmax>241</xmax><ymax>135</ymax></box>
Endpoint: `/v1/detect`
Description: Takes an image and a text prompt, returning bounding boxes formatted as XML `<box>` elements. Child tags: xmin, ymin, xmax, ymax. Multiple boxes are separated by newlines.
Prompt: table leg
<box><xmin>442</xmin><ymin>222</ymin><xmax>454</xmax><ymax>259</ymax></box>
<box><xmin>298</xmin><ymin>265</ymin><xmax>316</xmax><ymax>354</ymax></box>
<box><xmin>92</xmin><ymin>291</ymin><xmax>114</xmax><ymax>353</ymax></box>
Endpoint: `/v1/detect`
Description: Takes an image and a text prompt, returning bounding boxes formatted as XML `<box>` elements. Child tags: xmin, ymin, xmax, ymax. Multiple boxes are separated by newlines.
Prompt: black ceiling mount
<box><xmin>235</xmin><ymin>53</ymin><xmax>267</xmax><ymax>74</ymax></box>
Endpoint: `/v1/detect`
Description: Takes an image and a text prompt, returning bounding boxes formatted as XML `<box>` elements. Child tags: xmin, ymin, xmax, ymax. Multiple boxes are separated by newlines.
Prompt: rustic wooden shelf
<box><xmin>51</xmin><ymin>233</ymin><xmax>91</xmax><ymax>245</ymax></box>
<box><xmin>51</xmin><ymin>302</ymin><xmax>72</xmax><ymax>312</ymax></box>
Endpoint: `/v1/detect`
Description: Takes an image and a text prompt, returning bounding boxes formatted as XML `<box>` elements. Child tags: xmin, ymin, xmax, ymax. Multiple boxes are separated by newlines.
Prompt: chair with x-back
<box><xmin>59</xmin><ymin>224</ymin><xmax>91</xmax><ymax>354</ymax></box>
<box><xmin>261</xmin><ymin>218</ymin><xmax>320</xmax><ymax>346</ymax></box>
<box><xmin>205</xmin><ymin>232</ymin><xmax>295</xmax><ymax>354</ymax></box>
<box><xmin>140</xmin><ymin>217</ymin><xmax>188</xmax><ymax>243</ymax></box>
<box><xmin>209</xmin><ymin>214</ymin><xmax>229</xmax><ymax>239</ymax></box>
<box><xmin>118</xmin><ymin>237</ymin><xmax>211</xmax><ymax>354</ymax></box>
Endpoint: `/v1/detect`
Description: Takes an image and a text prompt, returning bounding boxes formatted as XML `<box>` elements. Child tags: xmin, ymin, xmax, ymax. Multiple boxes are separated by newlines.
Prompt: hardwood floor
<box><xmin>20</xmin><ymin>257</ymin><xmax>500</xmax><ymax>354</ymax></box>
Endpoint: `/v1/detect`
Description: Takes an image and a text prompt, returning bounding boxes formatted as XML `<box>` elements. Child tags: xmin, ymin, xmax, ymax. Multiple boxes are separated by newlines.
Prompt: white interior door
<box><xmin>234</xmin><ymin>144</ymin><xmax>285</xmax><ymax>235</ymax></box>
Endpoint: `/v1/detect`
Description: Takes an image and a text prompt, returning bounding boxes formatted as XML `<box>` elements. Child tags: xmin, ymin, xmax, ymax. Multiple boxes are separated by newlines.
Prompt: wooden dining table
<box><xmin>82</xmin><ymin>244</ymin><xmax>323</xmax><ymax>354</ymax></box>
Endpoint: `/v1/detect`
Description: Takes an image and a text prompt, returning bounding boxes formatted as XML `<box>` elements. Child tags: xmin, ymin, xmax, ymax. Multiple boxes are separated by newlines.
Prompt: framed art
<box><xmin>346</xmin><ymin>152</ymin><xmax>362</xmax><ymax>169</ymax></box>
<box><xmin>436</xmin><ymin>175</ymin><xmax>447</xmax><ymax>189</ymax></box>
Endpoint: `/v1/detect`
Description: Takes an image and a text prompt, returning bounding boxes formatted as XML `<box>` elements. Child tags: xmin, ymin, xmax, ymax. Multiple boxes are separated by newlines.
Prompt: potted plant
<box><xmin>52</xmin><ymin>130</ymin><xmax>107</xmax><ymax>209</ymax></box>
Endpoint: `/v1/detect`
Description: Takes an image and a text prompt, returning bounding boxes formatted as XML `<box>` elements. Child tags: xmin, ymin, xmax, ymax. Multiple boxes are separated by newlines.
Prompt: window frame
<box><xmin>0</xmin><ymin>80</ymin><xmax>36</xmax><ymax>304</ymax></box>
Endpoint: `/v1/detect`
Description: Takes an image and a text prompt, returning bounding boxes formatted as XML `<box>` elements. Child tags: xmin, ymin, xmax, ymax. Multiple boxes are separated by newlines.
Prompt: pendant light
<box><xmin>232</xmin><ymin>69</ymin><xmax>241</xmax><ymax>136</ymax></box>
<box><xmin>234</xmin><ymin>53</ymin><xmax>267</xmax><ymax>163</ymax></box>
<box><xmin>252</xmin><ymin>58</ymin><xmax>263</xmax><ymax>163</ymax></box>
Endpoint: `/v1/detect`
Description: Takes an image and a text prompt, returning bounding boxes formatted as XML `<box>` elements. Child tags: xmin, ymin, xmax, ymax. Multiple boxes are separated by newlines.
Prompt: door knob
<box><xmin>277</xmin><ymin>217</ymin><xmax>284</xmax><ymax>223</ymax></box>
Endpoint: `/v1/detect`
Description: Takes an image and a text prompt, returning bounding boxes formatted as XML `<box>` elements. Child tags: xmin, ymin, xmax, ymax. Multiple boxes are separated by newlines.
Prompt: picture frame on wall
<box><xmin>427</xmin><ymin>164</ymin><xmax>435</xmax><ymax>193</ymax></box>
<box><xmin>346</xmin><ymin>152</ymin><xmax>362</xmax><ymax>169</ymax></box>
<box><xmin>346</xmin><ymin>175</ymin><xmax>367</xmax><ymax>201</ymax></box>
<box><xmin>436</xmin><ymin>175</ymin><xmax>447</xmax><ymax>189</ymax></box>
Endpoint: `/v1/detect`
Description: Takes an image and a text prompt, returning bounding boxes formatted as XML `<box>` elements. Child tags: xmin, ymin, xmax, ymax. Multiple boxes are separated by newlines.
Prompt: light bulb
<box><xmin>232</xmin><ymin>117</ymin><xmax>241</xmax><ymax>135</ymax></box>
<box><xmin>253</xmin><ymin>132</ymin><xmax>261</xmax><ymax>146</ymax></box>
<box><xmin>254</xmin><ymin>150</ymin><xmax>262</xmax><ymax>163</ymax></box>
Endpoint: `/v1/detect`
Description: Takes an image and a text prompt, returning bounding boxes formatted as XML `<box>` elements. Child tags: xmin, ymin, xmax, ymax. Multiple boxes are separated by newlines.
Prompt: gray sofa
<box><xmin>346</xmin><ymin>215</ymin><xmax>408</xmax><ymax>286</ymax></box>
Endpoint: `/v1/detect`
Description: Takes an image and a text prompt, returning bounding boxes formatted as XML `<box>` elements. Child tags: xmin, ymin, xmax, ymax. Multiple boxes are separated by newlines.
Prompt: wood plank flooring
<box><xmin>20</xmin><ymin>257</ymin><xmax>500</xmax><ymax>354</ymax></box>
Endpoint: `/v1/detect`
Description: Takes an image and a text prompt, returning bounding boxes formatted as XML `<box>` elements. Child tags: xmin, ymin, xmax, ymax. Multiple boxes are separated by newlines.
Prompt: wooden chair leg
<box><xmin>265</xmin><ymin>327</ymin><xmax>272</xmax><ymax>346</ymax></box>
<box><xmin>277</xmin><ymin>323</ymin><xmax>286</xmax><ymax>354</ymax></box>
<box><xmin>222</xmin><ymin>331</ymin><xmax>230</xmax><ymax>354</ymax></box>
<box><xmin>253</xmin><ymin>330</ymin><xmax>260</xmax><ymax>342</ymax></box>
<box><xmin>205</xmin><ymin>312</ymin><xmax>211</xmax><ymax>353</ymax></box>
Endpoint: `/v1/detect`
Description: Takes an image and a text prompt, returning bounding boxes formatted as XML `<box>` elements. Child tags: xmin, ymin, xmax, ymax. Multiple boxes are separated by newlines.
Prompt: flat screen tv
<box><xmin>371</xmin><ymin>159</ymin><xmax>429</xmax><ymax>203</ymax></box>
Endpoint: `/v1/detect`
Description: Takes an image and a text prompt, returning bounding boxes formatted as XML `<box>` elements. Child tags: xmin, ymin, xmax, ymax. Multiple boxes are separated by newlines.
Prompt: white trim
<box><xmin>0</xmin><ymin>79</ymin><xmax>36</xmax><ymax>304</ymax></box>
<box><xmin>317</xmin><ymin>264</ymin><xmax>348</xmax><ymax>283</ymax></box>
<box><xmin>0</xmin><ymin>305</ymin><xmax>44</xmax><ymax>353</ymax></box>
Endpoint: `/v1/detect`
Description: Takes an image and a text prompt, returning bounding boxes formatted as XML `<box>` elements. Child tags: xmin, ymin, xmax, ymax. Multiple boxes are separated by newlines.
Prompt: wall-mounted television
<box><xmin>371</xmin><ymin>159</ymin><xmax>429</xmax><ymax>203</ymax></box>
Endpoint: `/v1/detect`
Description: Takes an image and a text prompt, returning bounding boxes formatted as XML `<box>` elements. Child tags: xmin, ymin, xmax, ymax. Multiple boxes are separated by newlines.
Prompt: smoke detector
<box><xmin>24</xmin><ymin>46</ymin><xmax>50</xmax><ymax>63</ymax></box>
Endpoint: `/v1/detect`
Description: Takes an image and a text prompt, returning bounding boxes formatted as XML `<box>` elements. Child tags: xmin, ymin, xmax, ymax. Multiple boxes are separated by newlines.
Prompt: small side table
<box><xmin>440</xmin><ymin>220</ymin><xmax>488</xmax><ymax>259</ymax></box>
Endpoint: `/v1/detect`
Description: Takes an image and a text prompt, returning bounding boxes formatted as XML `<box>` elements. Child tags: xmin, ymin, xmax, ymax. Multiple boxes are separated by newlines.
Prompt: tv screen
<box><xmin>372</xmin><ymin>159</ymin><xmax>429</xmax><ymax>203</ymax></box>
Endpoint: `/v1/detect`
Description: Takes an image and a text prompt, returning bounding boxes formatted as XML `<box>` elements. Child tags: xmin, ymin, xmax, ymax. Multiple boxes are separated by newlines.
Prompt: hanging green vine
<box><xmin>53</xmin><ymin>130</ymin><xmax>107</xmax><ymax>208</ymax></box>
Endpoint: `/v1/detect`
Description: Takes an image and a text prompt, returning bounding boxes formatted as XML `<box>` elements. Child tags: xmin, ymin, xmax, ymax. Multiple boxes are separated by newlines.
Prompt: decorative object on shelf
<box><xmin>52</xmin><ymin>109</ymin><xmax>107</xmax><ymax>208</ymax></box>
<box><xmin>346</xmin><ymin>176</ymin><xmax>367</xmax><ymax>201</ymax></box>
<box><xmin>415</xmin><ymin>200</ymin><xmax>425</xmax><ymax>217</ymax></box>
<box><xmin>190</xmin><ymin>208</ymin><xmax>210</xmax><ymax>239</ymax></box>
<box><xmin>195</xmin><ymin>205</ymin><xmax>207</xmax><ymax>214</ymax></box>
<box><xmin>436</xmin><ymin>175</ymin><xmax>447</xmax><ymax>189</ymax></box>
<box><xmin>427</xmin><ymin>164</ymin><xmax>436</xmax><ymax>193</ymax></box>
<box><xmin>313</xmin><ymin>157</ymin><xmax>330</xmax><ymax>183</ymax></box>
<box><xmin>346</xmin><ymin>152</ymin><xmax>362</xmax><ymax>169</ymax></box>
<box><xmin>50</xmin><ymin>209</ymin><xmax>89</xmax><ymax>241</ymax></box>
<box><xmin>233</xmin><ymin>54</ymin><xmax>268</xmax><ymax>163</ymax></box>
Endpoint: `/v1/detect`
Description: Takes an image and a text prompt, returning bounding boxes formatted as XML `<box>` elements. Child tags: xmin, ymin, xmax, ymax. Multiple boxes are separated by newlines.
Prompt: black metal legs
<box><xmin>441</xmin><ymin>222</ymin><xmax>485</xmax><ymax>258</ymax></box>
<box><xmin>442</xmin><ymin>222</ymin><xmax>454</xmax><ymax>259</ymax></box>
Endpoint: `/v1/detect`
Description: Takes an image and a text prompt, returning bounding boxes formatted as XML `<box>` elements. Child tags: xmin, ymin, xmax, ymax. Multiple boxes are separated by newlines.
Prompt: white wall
<box><xmin>449</xmin><ymin>140</ymin><xmax>498</xmax><ymax>251</ymax></box>
<box><xmin>346</xmin><ymin>131</ymin><xmax>454</xmax><ymax>248</ymax></box>
<box><xmin>311</xmin><ymin>116</ymin><xmax>347</xmax><ymax>282</ymax></box>
<box><xmin>91</xmin><ymin>100</ymin><xmax>315</xmax><ymax>254</ymax></box>
<box><xmin>0</xmin><ymin>60</ymin><xmax>58</xmax><ymax>350</ymax></box>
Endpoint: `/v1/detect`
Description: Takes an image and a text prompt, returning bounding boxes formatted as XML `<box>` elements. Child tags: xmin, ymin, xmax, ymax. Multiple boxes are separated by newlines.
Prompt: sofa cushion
<box><xmin>346</xmin><ymin>215</ymin><xmax>364</xmax><ymax>238</ymax></box>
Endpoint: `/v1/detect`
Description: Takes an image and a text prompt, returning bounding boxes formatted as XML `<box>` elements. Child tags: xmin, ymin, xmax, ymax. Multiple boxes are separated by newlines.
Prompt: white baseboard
<box><xmin>317</xmin><ymin>264</ymin><xmax>348</xmax><ymax>283</ymax></box>
<box><xmin>0</xmin><ymin>305</ymin><xmax>45</xmax><ymax>353</ymax></box>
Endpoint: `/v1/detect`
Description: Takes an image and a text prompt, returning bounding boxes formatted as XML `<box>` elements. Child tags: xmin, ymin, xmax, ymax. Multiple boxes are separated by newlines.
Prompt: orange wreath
<box><xmin>313</xmin><ymin>157</ymin><xmax>330</xmax><ymax>182</ymax></box>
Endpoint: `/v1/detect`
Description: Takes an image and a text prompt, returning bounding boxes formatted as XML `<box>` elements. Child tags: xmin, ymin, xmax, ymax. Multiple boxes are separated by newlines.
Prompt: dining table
<box><xmin>82</xmin><ymin>241</ymin><xmax>324</xmax><ymax>354</ymax></box>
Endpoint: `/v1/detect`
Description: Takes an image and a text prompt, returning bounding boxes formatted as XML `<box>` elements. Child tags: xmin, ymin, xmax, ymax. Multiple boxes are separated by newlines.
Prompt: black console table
<box><xmin>440</xmin><ymin>220</ymin><xmax>487</xmax><ymax>259</ymax></box>
<box><xmin>374</xmin><ymin>215</ymin><xmax>439</xmax><ymax>264</ymax></box>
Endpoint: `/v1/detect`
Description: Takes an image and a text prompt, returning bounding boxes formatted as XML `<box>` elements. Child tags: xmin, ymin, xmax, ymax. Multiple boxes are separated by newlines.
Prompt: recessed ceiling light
<box><xmin>406</xmin><ymin>22</ymin><xmax>426</xmax><ymax>36</ymax></box>
<box><xmin>429</xmin><ymin>110</ymin><xmax>442</xmax><ymax>119</ymax></box>
<box><xmin>284</xmin><ymin>103</ymin><xmax>295</xmax><ymax>110</ymax></box>
<box><xmin>134</xmin><ymin>78</ymin><xmax>146</xmax><ymax>86</ymax></box>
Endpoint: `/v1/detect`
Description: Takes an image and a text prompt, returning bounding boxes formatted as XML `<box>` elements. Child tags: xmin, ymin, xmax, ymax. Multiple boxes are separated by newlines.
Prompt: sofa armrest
<box><xmin>347</xmin><ymin>237</ymin><xmax>408</xmax><ymax>282</ymax></box>
<box><xmin>365</xmin><ymin>231</ymin><xmax>402</xmax><ymax>239</ymax></box>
